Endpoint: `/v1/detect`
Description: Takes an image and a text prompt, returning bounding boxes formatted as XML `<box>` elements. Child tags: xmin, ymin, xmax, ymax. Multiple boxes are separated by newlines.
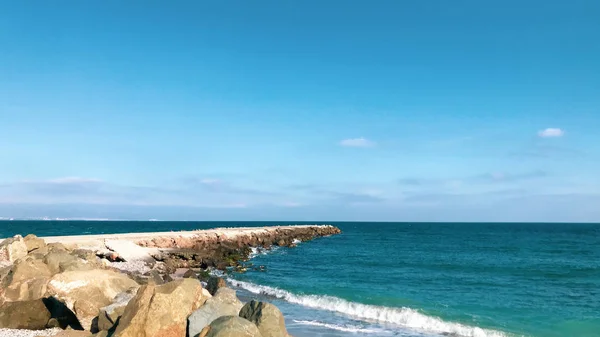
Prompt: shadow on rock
<box><xmin>42</xmin><ymin>296</ymin><xmax>84</xmax><ymax>330</ymax></box>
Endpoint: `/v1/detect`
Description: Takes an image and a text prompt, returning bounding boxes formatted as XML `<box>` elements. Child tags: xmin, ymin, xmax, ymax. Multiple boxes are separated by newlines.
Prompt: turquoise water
<box><xmin>1</xmin><ymin>221</ymin><xmax>599</xmax><ymax>336</ymax></box>
<box><xmin>232</xmin><ymin>223</ymin><xmax>600</xmax><ymax>337</ymax></box>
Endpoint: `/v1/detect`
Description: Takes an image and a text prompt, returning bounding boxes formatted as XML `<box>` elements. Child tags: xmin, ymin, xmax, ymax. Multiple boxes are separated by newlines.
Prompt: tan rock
<box><xmin>0</xmin><ymin>235</ymin><xmax>28</xmax><ymax>264</ymax></box>
<box><xmin>0</xmin><ymin>299</ymin><xmax>51</xmax><ymax>330</ymax></box>
<box><xmin>97</xmin><ymin>288</ymin><xmax>137</xmax><ymax>331</ymax></box>
<box><xmin>47</xmin><ymin>269</ymin><xmax>139</xmax><ymax>330</ymax></box>
<box><xmin>74</xmin><ymin>299</ymin><xmax>100</xmax><ymax>332</ymax></box>
<box><xmin>239</xmin><ymin>301</ymin><xmax>288</xmax><ymax>337</ymax></box>
<box><xmin>0</xmin><ymin>256</ymin><xmax>52</xmax><ymax>302</ymax></box>
<box><xmin>203</xmin><ymin>316</ymin><xmax>263</xmax><ymax>337</ymax></box>
<box><xmin>114</xmin><ymin>278</ymin><xmax>208</xmax><ymax>337</ymax></box>
<box><xmin>24</xmin><ymin>234</ymin><xmax>47</xmax><ymax>253</ymax></box>
<box><xmin>44</xmin><ymin>251</ymin><xmax>93</xmax><ymax>275</ymax></box>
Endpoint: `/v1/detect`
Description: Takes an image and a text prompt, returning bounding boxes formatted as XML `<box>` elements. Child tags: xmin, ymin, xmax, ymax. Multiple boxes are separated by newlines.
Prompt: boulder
<box><xmin>201</xmin><ymin>316</ymin><xmax>263</xmax><ymax>337</ymax></box>
<box><xmin>74</xmin><ymin>299</ymin><xmax>100</xmax><ymax>332</ymax></box>
<box><xmin>0</xmin><ymin>235</ymin><xmax>28</xmax><ymax>264</ymax></box>
<box><xmin>0</xmin><ymin>299</ymin><xmax>51</xmax><ymax>330</ymax></box>
<box><xmin>24</xmin><ymin>234</ymin><xmax>46</xmax><ymax>253</ymax></box>
<box><xmin>206</xmin><ymin>276</ymin><xmax>227</xmax><ymax>296</ymax></box>
<box><xmin>42</xmin><ymin>296</ymin><xmax>83</xmax><ymax>330</ymax></box>
<box><xmin>239</xmin><ymin>301</ymin><xmax>288</xmax><ymax>337</ymax></box>
<box><xmin>97</xmin><ymin>288</ymin><xmax>137</xmax><ymax>331</ymax></box>
<box><xmin>71</xmin><ymin>249</ymin><xmax>99</xmax><ymax>263</ymax></box>
<box><xmin>113</xmin><ymin>278</ymin><xmax>209</xmax><ymax>337</ymax></box>
<box><xmin>0</xmin><ymin>256</ymin><xmax>52</xmax><ymax>302</ymax></box>
<box><xmin>188</xmin><ymin>288</ymin><xmax>244</xmax><ymax>337</ymax></box>
<box><xmin>45</xmin><ymin>251</ymin><xmax>94</xmax><ymax>275</ymax></box>
<box><xmin>47</xmin><ymin>269</ymin><xmax>139</xmax><ymax>330</ymax></box>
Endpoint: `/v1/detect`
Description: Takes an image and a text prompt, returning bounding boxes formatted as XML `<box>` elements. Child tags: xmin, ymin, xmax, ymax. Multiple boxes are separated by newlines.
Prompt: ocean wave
<box><xmin>230</xmin><ymin>280</ymin><xmax>513</xmax><ymax>337</ymax></box>
<box><xmin>292</xmin><ymin>320</ymin><xmax>391</xmax><ymax>334</ymax></box>
<box><xmin>249</xmin><ymin>246</ymin><xmax>280</xmax><ymax>259</ymax></box>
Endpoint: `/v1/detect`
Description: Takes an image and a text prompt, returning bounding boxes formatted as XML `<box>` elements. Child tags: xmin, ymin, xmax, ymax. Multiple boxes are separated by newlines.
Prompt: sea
<box><xmin>1</xmin><ymin>221</ymin><xmax>598</xmax><ymax>337</ymax></box>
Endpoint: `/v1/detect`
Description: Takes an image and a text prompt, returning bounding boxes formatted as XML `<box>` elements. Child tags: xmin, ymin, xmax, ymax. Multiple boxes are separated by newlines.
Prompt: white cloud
<box><xmin>339</xmin><ymin>137</ymin><xmax>376</xmax><ymax>148</ymax></box>
<box><xmin>538</xmin><ymin>128</ymin><xmax>564</xmax><ymax>138</ymax></box>
<box><xmin>47</xmin><ymin>177</ymin><xmax>103</xmax><ymax>184</ymax></box>
<box><xmin>199</xmin><ymin>179</ymin><xmax>221</xmax><ymax>185</ymax></box>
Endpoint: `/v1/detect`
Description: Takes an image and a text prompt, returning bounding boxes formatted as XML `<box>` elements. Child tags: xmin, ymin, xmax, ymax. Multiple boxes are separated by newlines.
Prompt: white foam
<box><xmin>249</xmin><ymin>246</ymin><xmax>280</xmax><ymax>259</ymax></box>
<box><xmin>293</xmin><ymin>320</ymin><xmax>390</xmax><ymax>334</ymax></box>
<box><xmin>230</xmin><ymin>280</ymin><xmax>516</xmax><ymax>337</ymax></box>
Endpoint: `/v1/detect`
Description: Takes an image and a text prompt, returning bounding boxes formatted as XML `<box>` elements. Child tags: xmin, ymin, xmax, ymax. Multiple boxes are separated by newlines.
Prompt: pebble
<box><xmin>0</xmin><ymin>328</ymin><xmax>61</xmax><ymax>337</ymax></box>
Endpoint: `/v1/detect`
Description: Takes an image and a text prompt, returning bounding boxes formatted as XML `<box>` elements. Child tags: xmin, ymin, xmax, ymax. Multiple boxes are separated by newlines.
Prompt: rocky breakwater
<box><xmin>135</xmin><ymin>225</ymin><xmax>341</xmax><ymax>273</ymax></box>
<box><xmin>0</xmin><ymin>225</ymin><xmax>341</xmax><ymax>337</ymax></box>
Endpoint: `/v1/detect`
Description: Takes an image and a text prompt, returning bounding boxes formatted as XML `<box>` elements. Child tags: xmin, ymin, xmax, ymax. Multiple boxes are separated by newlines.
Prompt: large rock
<box><xmin>97</xmin><ymin>288</ymin><xmax>137</xmax><ymax>331</ymax></box>
<box><xmin>201</xmin><ymin>316</ymin><xmax>263</xmax><ymax>337</ymax></box>
<box><xmin>239</xmin><ymin>301</ymin><xmax>288</xmax><ymax>337</ymax></box>
<box><xmin>188</xmin><ymin>288</ymin><xmax>244</xmax><ymax>337</ymax></box>
<box><xmin>24</xmin><ymin>234</ymin><xmax>46</xmax><ymax>253</ymax></box>
<box><xmin>0</xmin><ymin>299</ymin><xmax>51</xmax><ymax>330</ymax></box>
<box><xmin>113</xmin><ymin>278</ymin><xmax>208</xmax><ymax>337</ymax></box>
<box><xmin>0</xmin><ymin>256</ymin><xmax>52</xmax><ymax>302</ymax></box>
<box><xmin>44</xmin><ymin>251</ymin><xmax>94</xmax><ymax>275</ymax></box>
<box><xmin>0</xmin><ymin>235</ymin><xmax>28</xmax><ymax>264</ymax></box>
<box><xmin>47</xmin><ymin>269</ymin><xmax>139</xmax><ymax>330</ymax></box>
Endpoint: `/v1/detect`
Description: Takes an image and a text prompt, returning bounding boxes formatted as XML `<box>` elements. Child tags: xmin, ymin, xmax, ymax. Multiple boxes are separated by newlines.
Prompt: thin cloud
<box><xmin>538</xmin><ymin>128</ymin><xmax>564</xmax><ymax>138</ymax></box>
<box><xmin>339</xmin><ymin>137</ymin><xmax>376</xmax><ymax>148</ymax></box>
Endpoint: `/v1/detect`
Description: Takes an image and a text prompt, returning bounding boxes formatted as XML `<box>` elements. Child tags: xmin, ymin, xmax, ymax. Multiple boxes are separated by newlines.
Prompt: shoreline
<box><xmin>0</xmin><ymin>224</ymin><xmax>342</xmax><ymax>337</ymax></box>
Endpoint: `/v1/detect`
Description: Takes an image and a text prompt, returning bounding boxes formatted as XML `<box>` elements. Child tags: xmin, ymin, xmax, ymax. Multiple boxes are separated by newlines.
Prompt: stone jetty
<box><xmin>0</xmin><ymin>225</ymin><xmax>341</xmax><ymax>337</ymax></box>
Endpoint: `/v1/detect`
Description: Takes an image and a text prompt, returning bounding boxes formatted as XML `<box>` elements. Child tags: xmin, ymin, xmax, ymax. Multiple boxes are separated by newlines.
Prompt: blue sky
<box><xmin>1</xmin><ymin>1</ymin><xmax>599</xmax><ymax>221</ymax></box>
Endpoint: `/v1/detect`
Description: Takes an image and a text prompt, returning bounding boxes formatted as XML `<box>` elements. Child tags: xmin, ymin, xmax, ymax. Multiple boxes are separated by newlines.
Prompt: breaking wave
<box><xmin>230</xmin><ymin>280</ymin><xmax>514</xmax><ymax>337</ymax></box>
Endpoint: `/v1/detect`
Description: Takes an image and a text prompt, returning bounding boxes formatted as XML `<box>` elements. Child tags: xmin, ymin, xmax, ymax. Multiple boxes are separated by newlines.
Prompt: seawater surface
<box><xmin>1</xmin><ymin>221</ymin><xmax>598</xmax><ymax>337</ymax></box>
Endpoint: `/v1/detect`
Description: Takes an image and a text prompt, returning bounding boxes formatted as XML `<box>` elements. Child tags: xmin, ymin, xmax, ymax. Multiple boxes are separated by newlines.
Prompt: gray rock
<box><xmin>239</xmin><ymin>301</ymin><xmax>288</xmax><ymax>337</ymax></box>
<box><xmin>97</xmin><ymin>288</ymin><xmax>137</xmax><ymax>331</ymax></box>
<box><xmin>188</xmin><ymin>288</ymin><xmax>244</xmax><ymax>337</ymax></box>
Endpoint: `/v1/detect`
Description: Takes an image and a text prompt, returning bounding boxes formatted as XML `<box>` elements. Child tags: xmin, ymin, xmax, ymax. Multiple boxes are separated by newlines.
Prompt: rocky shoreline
<box><xmin>0</xmin><ymin>225</ymin><xmax>341</xmax><ymax>337</ymax></box>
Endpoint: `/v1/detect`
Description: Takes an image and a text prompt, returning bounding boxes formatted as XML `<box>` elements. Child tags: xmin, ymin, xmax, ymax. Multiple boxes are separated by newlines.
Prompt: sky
<box><xmin>1</xmin><ymin>1</ymin><xmax>599</xmax><ymax>222</ymax></box>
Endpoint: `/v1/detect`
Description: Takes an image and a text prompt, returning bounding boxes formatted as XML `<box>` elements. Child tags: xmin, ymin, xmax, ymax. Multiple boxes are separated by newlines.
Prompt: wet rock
<box><xmin>239</xmin><ymin>300</ymin><xmax>288</xmax><ymax>337</ymax></box>
<box><xmin>206</xmin><ymin>276</ymin><xmax>226</xmax><ymax>296</ymax></box>
<box><xmin>188</xmin><ymin>288</ymin><xmax>244</xmax><ymax>337</ymax></box>
<box><xmin>201</xmin><ymin>316</ymin><xmax>263</xmax><ymax>337</ymax></box>
<box><xmin>0</xmin><ymin>299</ymin><xmax>51</xmax><ymax>330</ymax></box>
<box><xmin>113</xmin><ymin>278</ymin><xmax>209</xmax><ymax>337</ymax></box>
